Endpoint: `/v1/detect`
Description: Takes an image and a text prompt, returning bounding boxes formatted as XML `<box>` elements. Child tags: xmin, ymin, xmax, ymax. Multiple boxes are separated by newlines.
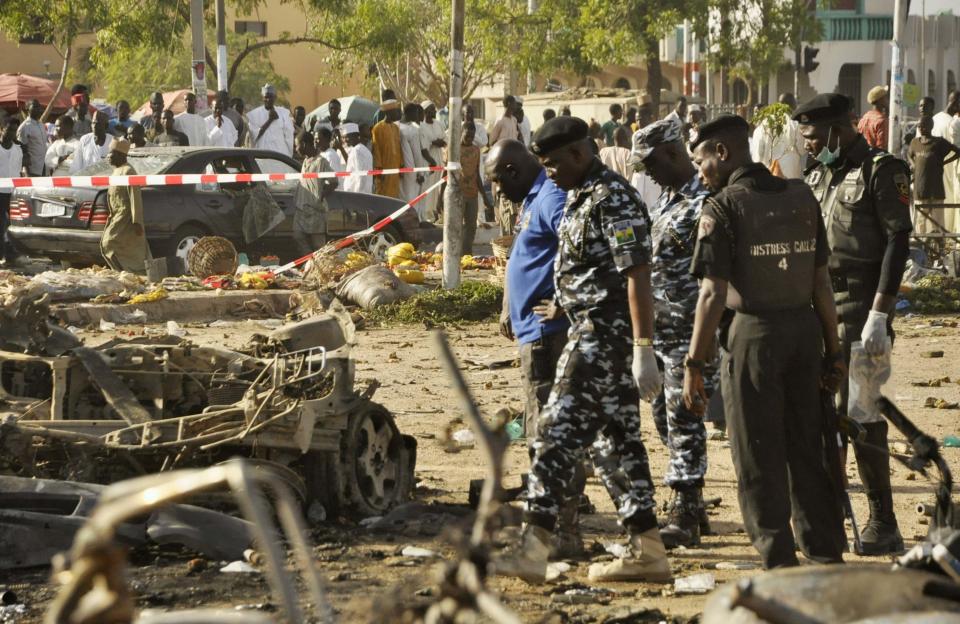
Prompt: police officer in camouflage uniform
<box><xmin>630</xmin><ymin>120</ymin><xmax>716</xmax><ymax>548</ymax></box>
<box><xmin>682</xmin><ymin>114</ymin><xmax>847</xmax><ymax>569</ymax></box>
<box><xmin>795</xmin><ymin>94</ymin><xmax>913</xmax><ymax>556</ymax></box>
<box><xmin>494</xmin><ymin>116</ymin><xmax>670</xmax><ymax>584</ymax></box>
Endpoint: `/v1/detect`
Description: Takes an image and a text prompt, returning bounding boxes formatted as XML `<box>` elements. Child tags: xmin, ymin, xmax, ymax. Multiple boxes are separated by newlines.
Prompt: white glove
<box><xmin>632</xmin><ymin>344</ymin><xmax>662</xmax><ymax>402</ymax></box>
<box><xmin>860</xmin><ymin>310</ymin><xmax>891</xmax><ymax>356</ymax></box>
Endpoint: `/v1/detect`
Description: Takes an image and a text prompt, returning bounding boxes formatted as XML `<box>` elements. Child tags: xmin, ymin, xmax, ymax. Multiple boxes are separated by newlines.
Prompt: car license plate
<box><xmin>37</xmin><ymin>202</ymin><xmax>66</xmax><ymax>217</ymax></box>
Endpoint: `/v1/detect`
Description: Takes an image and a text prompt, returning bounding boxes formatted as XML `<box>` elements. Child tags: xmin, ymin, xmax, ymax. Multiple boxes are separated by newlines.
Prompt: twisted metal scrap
<box><xmin>427</xmin><ymin>331</ymin><xmax>521</xmax><ymax>624</ymax></box>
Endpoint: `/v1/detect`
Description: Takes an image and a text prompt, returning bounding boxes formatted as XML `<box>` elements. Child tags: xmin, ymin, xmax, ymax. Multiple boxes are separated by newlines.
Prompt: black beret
<box><xmin>531</xmin><ymin>116</ymin><xmax>589</xmax><ymax>156</ymax></box>
<box><xmin>792</xmin><ymin>93</ymin><xmax>851</xmax><ymax>125</ymax></box>
<box><xmin>689</xmin><ymin>114</ymin><xmax>749</xmax><ymax>150</ymax></box>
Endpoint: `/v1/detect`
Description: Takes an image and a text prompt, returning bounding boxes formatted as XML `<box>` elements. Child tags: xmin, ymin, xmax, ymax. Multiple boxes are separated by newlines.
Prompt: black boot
<box><xmin>659</xmin><ymin>487</ymin><xmax>701</xmax><ymax>549</ymax></box>
<box><xmin>697</xmin><ymin>489</ymin><xmax>713</xmax><ymax>536</ymax></box>
<box><xmin>853</xmin><ymin>421</ymin><xmax>904</xmax><ymax>556</ymax></box>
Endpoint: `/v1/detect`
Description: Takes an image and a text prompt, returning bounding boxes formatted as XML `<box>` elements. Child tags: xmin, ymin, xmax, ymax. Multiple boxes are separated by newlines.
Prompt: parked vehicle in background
<box><xmin>7</xmin><ymin>147</ymin><xmax>420</xmax><ymax>266</ymax></box>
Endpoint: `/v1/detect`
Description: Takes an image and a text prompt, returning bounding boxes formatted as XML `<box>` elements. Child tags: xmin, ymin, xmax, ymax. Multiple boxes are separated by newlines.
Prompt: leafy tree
<box><xmin>0</xmin><ymin>0</ymin><xmax>109</xmax><ymax>120</ymax></box>
<box><xmin>85</xmin><ymin>28</ymin><xmax>291</xmax><ymax>110</ymax></box>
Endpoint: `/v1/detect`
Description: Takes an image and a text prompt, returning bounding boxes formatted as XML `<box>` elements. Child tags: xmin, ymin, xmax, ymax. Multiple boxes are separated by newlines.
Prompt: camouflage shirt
<box><xmin>650</xmin><ymin>174</ymin><xmax>709</xmax><ymax>350</ymax></box>
<box><xmin>554</xmin><ymin>161</ymin><xmax>652</xmax><ymax>316</ymax></box>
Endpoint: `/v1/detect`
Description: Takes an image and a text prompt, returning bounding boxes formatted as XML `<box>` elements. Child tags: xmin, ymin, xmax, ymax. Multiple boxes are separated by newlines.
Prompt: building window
<box><xmin>907</xmin><ymin>69</ymin><xmax>916</xmax><ymax>85</ymax></box>
<box><xmin>928</xmin><ymin>70</ymin><xmax>936</xmax><ymax>99</ymax></box>
<box><xmin>235</xmin><ymin>21</ymin><xmax>267</xmax><ymax>36</ymax></box>
<box><xmin>948</xmin><ymin>70</ymin><xmax>957</xmax><ymax>95</ymax></box>
<box><xmin>732</xmin><ymin>79</ymin><xmax>749</xmax><ymax>105</ymax></box>
<box><xmin>614</xmin><ymin>77</ymin><xmax>632</xmax><ymax>90</ymax></box>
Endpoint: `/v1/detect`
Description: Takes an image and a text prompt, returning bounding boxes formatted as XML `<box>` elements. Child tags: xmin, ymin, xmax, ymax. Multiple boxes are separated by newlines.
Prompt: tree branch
<box><xmin>42</xmin><ymin>43</ymin><xmax>72</xmax><ymax>123</ymax></box>
<box><xmin>228</xmin><ymin>35</ymin><xmax>363</xmax><ymax>88</ymax></box>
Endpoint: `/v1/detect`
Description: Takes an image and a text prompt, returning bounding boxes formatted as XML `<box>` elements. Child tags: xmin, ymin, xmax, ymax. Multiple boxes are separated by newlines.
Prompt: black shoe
<box><xmin>856</xmin><ymin>489</ymin><xmax>904</xmax><ymax>556</ymax></box>
<box><xmin>659</xmin><ymin>487</ymin><xmax>701</xmax><ymax>549</ymax></box>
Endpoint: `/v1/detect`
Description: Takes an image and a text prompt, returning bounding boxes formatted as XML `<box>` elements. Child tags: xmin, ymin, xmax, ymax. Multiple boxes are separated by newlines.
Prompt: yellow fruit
<box><xmin>397</xmin><ymin>259</ymin><xmax>418</xmax><ymax>268</ymax></box>
<box><xmin>395</xmin><ymin>269</ymin><xmax>424</xmax><ymax>284</ymax></box>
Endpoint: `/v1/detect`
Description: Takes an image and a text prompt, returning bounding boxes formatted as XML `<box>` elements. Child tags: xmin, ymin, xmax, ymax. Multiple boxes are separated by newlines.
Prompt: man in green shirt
<box><xmin>601</xmin><ymin>103</ymin><xmax>623</xmax><ymax>147</ymax></box>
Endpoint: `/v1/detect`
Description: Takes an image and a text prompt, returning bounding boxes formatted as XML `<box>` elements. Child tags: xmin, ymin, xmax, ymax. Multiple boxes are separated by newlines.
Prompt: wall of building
<box><xmin>228</xmin><ymin>3</ymin><xmax>364</xmax><ymax>110</ymax></box>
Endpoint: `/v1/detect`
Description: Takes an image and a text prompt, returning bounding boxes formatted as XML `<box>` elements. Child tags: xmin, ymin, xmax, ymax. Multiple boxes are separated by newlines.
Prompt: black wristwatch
<box><xmin>684</xmin><ymin>355</ymin><xmax>706</xmax><ymax>371</ymax></box>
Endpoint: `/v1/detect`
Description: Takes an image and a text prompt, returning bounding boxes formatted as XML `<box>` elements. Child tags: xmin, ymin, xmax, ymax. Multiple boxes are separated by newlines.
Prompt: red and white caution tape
<box><xmin>270</xmin><ymin>176</ymin><xmax>447</xmax><ymax>276</ymax></box>
<box><xmin>0</xmin><ymin>163</ymin><xmax>459</xmax><ymax>190</ymax></box>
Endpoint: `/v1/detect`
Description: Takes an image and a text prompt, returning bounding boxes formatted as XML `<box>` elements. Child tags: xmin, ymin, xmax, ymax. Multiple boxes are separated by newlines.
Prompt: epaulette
<box><xmin>591</xmin><ymin>182</ymin><xmax>612</xmax><ymax>204</ymax></box>
<box><xmin>872</xmin><ymin>152</ymin><xmax>893</xmax><ymax>165</ymax></box>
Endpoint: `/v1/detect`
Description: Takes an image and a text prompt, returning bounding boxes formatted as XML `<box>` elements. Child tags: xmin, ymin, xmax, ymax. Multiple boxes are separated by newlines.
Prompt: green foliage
<box><xmin>89</xmin><ymin>28</ymin><xmax>290</xmax><ymax>108</ymax></box>
<box><xmin>367</xmin><ymin>281</ymin><xmax>504</xmax><ymax>325</ymax></box>
<box><xmin>905</xmin><ymin>275</ymin><xmax>960</xmax><ymax>314</ymax></box>
<box><xmin>752</xmin><ymin>103</ymin><xmax>793</xmax><ymax>139</ymax></box>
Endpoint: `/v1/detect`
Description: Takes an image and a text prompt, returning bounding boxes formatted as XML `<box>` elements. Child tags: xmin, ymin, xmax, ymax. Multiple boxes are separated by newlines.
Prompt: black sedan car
<box><xmin>7</xmin><ymin>147</ymin><xmax>420</xmax><ymax>266</ymax></box>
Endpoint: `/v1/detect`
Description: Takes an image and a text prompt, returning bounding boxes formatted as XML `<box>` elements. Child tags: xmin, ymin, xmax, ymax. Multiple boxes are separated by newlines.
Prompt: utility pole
<box><xmin>920</xmin><ymin>0</ymin><xmax>925</xmax><ymax>99</ymax></box>
<box><xmin>888</xmin><ymin>0</ymin><xmax>906</xmax><ymax>154</ymax></box>
<box><xmin>682</xmin><ymin>20</ymin><xmax>692</xmax><ymax>97</ymax></box>
<box><xmin>527</xmin><ymin>0</ymin><xmax>538</xmax><ymax>93</ymax></box>
<box><xmin>442</xmin><ymin>0</ymin><xmax>465</xmax><ymax>289</ymax></box>
<box><xmin>215</xmin><ymin>0</ymin><xmax>228</xmax><ymax>92</ymax></box>
<box><xmin>190</xmin><ymin>0</ymin><xmax>209</xmax><ymax>111</ymax></box>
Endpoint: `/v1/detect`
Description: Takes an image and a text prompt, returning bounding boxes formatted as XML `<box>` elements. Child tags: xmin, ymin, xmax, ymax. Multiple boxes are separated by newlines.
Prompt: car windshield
<box><xmin>74</xmin><ymin>153</ymin><xmax>179</xmax><ymax>176</ymax></box>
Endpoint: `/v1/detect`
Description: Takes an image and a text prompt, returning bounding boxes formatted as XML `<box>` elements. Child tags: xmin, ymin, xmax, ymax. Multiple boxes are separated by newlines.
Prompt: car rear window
<box><xmin>73</xmin><ymin>153</ymin><xmax>179</xmax><ymax>176</ymax></box>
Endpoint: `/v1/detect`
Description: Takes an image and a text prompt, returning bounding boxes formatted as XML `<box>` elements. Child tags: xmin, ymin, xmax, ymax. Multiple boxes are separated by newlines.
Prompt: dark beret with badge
<box><xmin>689</xmin><ymin>113</ymin><xmax>750</xmax><ymax>150</ymax></box>
<box><xmin>531</xmin><ymin>116</ymin><xmax>589</xmax><ymax>156</ymax></box>
<box><xmin>792</xmin><ymin>93</ymin><xmax>852</xmax><ymax>125</ymax></box>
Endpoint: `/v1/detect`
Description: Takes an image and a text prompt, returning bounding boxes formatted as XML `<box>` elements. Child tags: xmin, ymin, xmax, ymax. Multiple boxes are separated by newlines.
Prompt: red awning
<box><xmin>0</xmin><ymin>73</ymin><xmax>73</xmax><ymax>113</ymax></box>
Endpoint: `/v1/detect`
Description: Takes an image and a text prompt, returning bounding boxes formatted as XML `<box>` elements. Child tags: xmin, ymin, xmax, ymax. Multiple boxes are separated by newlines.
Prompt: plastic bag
<box><xmin>848</xmin><ymin>341</ymin><xmax>891</xmax><ymax>424</ymax></box>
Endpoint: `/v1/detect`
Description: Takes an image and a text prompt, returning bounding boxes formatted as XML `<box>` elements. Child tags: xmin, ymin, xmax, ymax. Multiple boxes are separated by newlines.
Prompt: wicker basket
<box><xmin>491</xmin><ymin>235</ymin><xmax>513</xmax><ymax>281</ymax></box>
<box><xmin>188</xmin><ymin>236</ymin><xmax>238</xmax><ymax>279</ymax></box>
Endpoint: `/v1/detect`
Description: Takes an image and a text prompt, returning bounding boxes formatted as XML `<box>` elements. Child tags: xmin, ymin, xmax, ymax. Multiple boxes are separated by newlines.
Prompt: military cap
<box><xmin>531</xmin><ymin>116</ymin><xmax>589</xmax><ymax>156</ymax></box>
<box><xmin>792</xmin><ymin>93</ymin><xmax>851</xmax><ymax>125</ymax></box>
<box><xmin>689</xmin><ymin>113</ymin><xmax>749</xmax><ymax>150</ymax></box>
<box><xmin>630</xmin><ymin>118</ymin><xmax>682</xmax><ymax>168</ymax></box>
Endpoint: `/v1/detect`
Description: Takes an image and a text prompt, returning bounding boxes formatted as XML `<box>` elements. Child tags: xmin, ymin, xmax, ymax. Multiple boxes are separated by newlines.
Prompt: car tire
<box><xmin>165</xmin><ymin>224</ymin><xmax>210</xmax><ymax>272</ymax></box>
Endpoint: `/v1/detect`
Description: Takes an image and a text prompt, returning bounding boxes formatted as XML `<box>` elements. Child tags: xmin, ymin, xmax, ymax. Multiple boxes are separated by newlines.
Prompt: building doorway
<box><xmin>837</xmin><ymin>63</ymin><xmax>862</xmax><ymax>115</ymax></box>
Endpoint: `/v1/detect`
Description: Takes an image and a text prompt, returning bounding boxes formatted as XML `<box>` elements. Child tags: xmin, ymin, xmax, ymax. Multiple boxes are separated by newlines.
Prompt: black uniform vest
<box><xmin>721</xmin><ymin>179</ymin><xmax>820</xmax><ymax>313</ymax></box>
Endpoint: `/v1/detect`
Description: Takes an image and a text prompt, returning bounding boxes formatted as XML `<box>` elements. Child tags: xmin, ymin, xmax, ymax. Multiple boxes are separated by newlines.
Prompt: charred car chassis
<box><xmin>0</xmin><ymin>304</ymin><xmax>415</xmax><ymax>519</ymax></box>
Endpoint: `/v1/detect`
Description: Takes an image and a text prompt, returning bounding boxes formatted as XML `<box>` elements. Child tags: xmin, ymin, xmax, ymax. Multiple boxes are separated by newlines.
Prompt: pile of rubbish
<box><xmin>903</xmin><ymin>274</ymin><xmax>960</xmax><ymax>314</ymax></box>
<box><xmin>1</xmin><ymin>267</ymin><xmax>148</xmax><ymax>303</ymax></box>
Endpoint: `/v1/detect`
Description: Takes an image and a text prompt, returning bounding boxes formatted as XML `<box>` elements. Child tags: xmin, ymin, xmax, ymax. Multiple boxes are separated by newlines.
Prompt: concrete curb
<box><xmin>51</xmin><ymin>289</ymin><xmax>297</xmax><ymax>326</ymax></box>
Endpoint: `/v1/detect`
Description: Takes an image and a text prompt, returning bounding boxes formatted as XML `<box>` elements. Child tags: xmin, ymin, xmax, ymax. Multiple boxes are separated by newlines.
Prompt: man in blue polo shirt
<box><xmin>487</xmin><ymin>139</ymin><xmax>624</xmax><ymax>558</ymax></box>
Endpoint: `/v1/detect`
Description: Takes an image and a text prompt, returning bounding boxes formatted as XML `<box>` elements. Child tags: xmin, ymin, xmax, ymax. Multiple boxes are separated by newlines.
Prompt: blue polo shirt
<box><xmin>506</xmin><ymin>169</ymin><xmax>570</xmax><ymax>345</ymax></box>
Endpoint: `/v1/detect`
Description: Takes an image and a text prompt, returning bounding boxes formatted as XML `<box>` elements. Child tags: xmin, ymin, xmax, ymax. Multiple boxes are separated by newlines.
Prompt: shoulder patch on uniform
<box><xmin>893</xmin><ymin>171</ymin><xmax>910</xmax><ymax>203</ymax></box>
<box><xmin>698</xmin><ymin>215</ymin><xmax>716</xmax><ymax>240</ymax></box>
<box><xmin>609</xmin><ymin>220</ymin><xmax>637</xmax><ymax>246</ymax></box>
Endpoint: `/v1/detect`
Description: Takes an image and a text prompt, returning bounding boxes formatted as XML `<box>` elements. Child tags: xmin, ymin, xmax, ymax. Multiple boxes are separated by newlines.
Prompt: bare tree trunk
<box><xmin>41</xmin><ymin>43</ymin><xmax>72</xmax><ymax>123</ymax></box>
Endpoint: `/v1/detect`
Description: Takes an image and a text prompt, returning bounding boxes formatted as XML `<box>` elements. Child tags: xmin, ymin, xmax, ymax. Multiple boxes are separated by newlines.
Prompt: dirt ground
<box><xmin>5</xmin><ymin>312</ymin><xmax>960</xmax><ymax>623</ymax></box>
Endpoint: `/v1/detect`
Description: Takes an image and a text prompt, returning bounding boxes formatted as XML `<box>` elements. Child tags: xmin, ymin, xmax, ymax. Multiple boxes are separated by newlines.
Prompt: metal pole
<box><xmin>216</xmin><ymin>0</ymin><xmax>228</xmax><ymax>92</ymax></box>
<box><xmin>442</xmin><ymin>0</ymin><xmax>465</xmax><ymax>289</ymax></box>
<box><xmin>683</xmin><ymin>19</ymin><xmax>692</xmax><ymax>96</ymax></box>
<box><xmin>527</xmin><ymin>0</ymin><xmax>538</xmax><ymax>93</ymax></box>
<box><xmin>920</xmin><ymin>0</ymin><xmax>925</xmax><ymax>99</ymax></box>
<box><xmin>889</xmin><ymin>0</ymin><xmax>906</xmax><ymax>154</ymax></box>
<box><xmin>190</xmin><ymin>0</ymin><xmax>209</xmax><ymax>112</ymax></box>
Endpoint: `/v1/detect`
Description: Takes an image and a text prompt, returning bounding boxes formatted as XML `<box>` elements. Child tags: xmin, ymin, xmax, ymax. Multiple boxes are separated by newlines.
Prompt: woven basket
<box><xmin>188</xmin><ymin>236</ymin><xmax>238</xmax><ymax>279</ymax></box>
<box><xmin>491</xmin><ymin>235</ymin><xmax>513</xmax><ymax>280</ymax></box>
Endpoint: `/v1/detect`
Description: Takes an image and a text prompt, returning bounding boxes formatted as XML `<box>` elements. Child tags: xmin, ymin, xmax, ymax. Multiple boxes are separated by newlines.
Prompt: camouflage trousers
<box><xmin>525</xmin><ymin>313</ymin><xmax>657</xmax><ymax>533</ymax></box>
<box><xmin>651</xmin><ymin>344</ymin><xmax>717</xmax><ymax>489</ymax></box>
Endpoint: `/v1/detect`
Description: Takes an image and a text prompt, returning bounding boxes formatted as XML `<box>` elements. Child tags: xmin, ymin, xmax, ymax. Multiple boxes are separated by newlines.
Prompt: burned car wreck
<box><xmin>0</xmin><ymin>297</ymin><xmax>416</xmax><ymax>522</ymax></box>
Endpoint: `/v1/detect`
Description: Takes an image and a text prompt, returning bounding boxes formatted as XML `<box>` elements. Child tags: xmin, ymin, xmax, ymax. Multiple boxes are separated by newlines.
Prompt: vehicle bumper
<box><xmin>7</xmin><ymin>226</ymin><xmax>105</xmax><ymax>263</ymax></box>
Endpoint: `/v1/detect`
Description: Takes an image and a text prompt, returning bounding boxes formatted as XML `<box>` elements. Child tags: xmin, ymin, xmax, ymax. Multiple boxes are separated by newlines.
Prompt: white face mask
<box><xmin>815</xmin><ymin>127</ymin><xmax>840</xmax><ymax>166</ymax></box>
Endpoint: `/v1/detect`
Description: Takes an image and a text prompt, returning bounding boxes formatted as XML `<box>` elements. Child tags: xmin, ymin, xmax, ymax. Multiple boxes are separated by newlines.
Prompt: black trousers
<box><xmin>724</xmin><ymin>307</ymin><xmax>845</xmax><ymax>569</ymax></box>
